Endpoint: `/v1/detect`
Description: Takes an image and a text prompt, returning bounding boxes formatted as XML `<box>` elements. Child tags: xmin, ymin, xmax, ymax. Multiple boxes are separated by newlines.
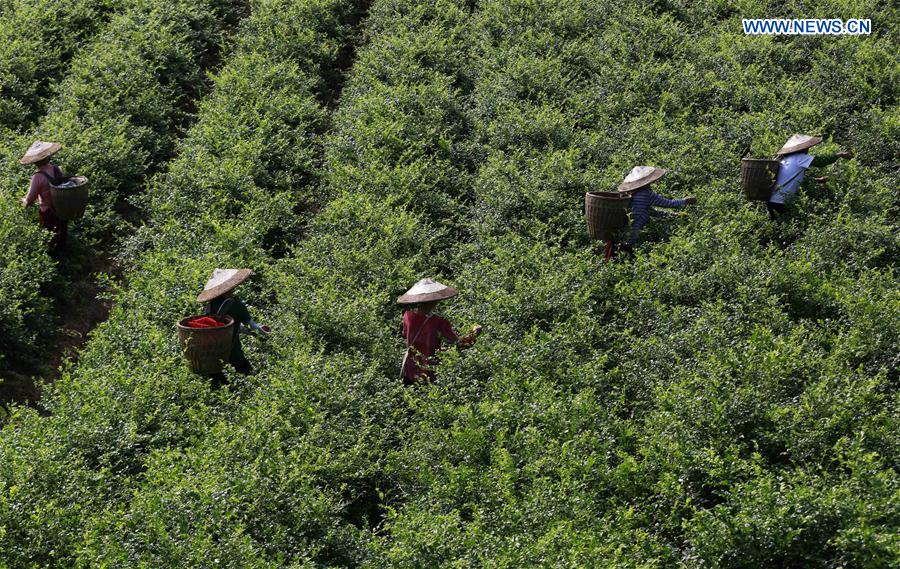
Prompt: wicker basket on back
<box><xmin>740</xmin><ymin>159</ymin><xmax>779</xmax><ymax>201</ymax></box>
<box><xmin>49</xmin><ymin>176</ymin><xmax>89</xmax><ymax>220</ymax></box>
<box><xmin>585</xmin><ymin>191</ymin><xmax>631</xmax><ymax>241</ymax></box>
<box><xmin>177</xmin><ymin>316</ymin><xmax>234</xmax><ymax>375</ymax></box>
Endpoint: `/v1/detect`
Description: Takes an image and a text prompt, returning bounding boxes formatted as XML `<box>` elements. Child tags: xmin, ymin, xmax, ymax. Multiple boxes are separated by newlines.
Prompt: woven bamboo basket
<box><xmin>740</xmin><ymin>159</ymin><xmax>779</xmax><ymax>201</ymax></box>
<box><xmin>585</xmin><ymin>191</ymin><xmax>630</xmax><ymax>241</ymax></box>
<box><xmin>49</xmin><ymin>176</ymin><xmax>89</xmax><ymax>220</ymax></box>
<box><xmin>177</xmin><ymin>315</ymin><xmax>234</xmax><ymax>375</ymax></box>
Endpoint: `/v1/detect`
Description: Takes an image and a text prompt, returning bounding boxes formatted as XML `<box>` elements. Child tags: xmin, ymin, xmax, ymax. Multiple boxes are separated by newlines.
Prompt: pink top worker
<box><xmin>397</xmin><ymin>278</ymin><xmax>481</xmax><ymax>385</ymax></box>
<box><xmin>20</xmin><ymin>140</ymin><xmax>67</xmax><ymax>249</ymax></box>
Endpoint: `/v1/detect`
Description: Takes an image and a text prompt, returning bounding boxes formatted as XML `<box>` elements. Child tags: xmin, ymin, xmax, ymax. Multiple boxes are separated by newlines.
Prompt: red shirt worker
<box><xmin>397</xmin><ymin>278</ymin><xmax>481</xmax><ymax>385</ymax></box>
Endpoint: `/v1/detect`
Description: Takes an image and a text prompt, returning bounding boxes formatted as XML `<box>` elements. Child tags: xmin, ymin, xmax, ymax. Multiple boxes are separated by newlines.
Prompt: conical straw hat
<box><xmin>19</xmin><ymin>140</ymin><xmax>61</xmax><ymax>165</ymax></box>
<box><xmin>618</xmin><ymin>166</ymin><xmax>668</xmax><ymax>192</ymax></box>
<box><xmin>197</xmin><ymin>268</ymin><xmax>253</xmax><ymax>302</ymax></box>
<box><xmin>396</xmin><ymin>278</ymin><xmax>458</xmax><ymax>304</ymax></box>
<box><xmin>777</xmin><ymin>134</ymin><xmax>822</xmax><ymax>155</ymax></box>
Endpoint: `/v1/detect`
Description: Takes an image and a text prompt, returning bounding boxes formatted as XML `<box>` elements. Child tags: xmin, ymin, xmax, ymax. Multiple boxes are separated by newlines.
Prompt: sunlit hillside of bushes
<box><xmin>1</xmin><ymin>0</ymin><xmax>896</xmax><ymax>566</ymax></box>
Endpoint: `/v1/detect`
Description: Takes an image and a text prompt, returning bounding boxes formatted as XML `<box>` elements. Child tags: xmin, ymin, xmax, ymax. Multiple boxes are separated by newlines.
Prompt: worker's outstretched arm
<box><xmin>649</xmin><ymin>192</ymin><xmax>691</xmax><ymax>209</ymax></box>
<box><xmin>21</xmin><ymin>176</ymin><xmax>40</xmax><ymax>207</ymax></box>
<box><xmin>811</xmin><ymin>151</ymin><xmax>853</xmax><ymax>182</ymax></box>
<box><xmin>811</xmin><ymin>152</ymin><xmax>839</xmax><ymax>168</ymax></box>
<box><xmin>247</xmin><ymin>320</ymin><xmax>271</xmax><ymax>334</ymax></box>
<box><xmin>812</xmin><ymin>150</ymin><xmax>852</xmax><ymax>168</ymax></box>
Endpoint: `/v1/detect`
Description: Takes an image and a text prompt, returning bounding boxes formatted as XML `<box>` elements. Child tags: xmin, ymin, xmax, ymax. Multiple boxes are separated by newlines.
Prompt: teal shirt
<box><xmin>207</xmin><ymin>297</ymin><xmax>252</xmax><ymax>362</ymax></box>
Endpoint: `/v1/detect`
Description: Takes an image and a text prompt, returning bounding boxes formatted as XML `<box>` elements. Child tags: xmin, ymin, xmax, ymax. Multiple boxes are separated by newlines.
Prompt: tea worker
<box><xmin>197</xmin><ymin>268</ymin><xmax>270</xmax><ymax>377</ymax></box>
<box><xmin>619</xmin><ymin>166</ymin><xmax>697</xmax><ymax>245</ymax></box>
<box><xmin>767</xmin><ymin>134</ymin><xmax>853</xmax><ymax>218</ymax></box>
<box><xmin>397</xmin><ymin>278</ymin><xmax>481</xmax><ymax>386</ymax></box>
<box><xmin>19</xmin><ymin>140</ymin><xmax>67</xmax><ymax>249</ymax></box>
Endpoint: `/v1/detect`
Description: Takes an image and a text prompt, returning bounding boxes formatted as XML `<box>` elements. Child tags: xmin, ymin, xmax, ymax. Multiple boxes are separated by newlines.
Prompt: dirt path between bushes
<box><xmin>0</xmin><ymin>0</ymin><xmax>373</xmax><ymax>413</ymax></box>
<box><xmin>0</xmin><ymin>246</ymin><xmax>114</xmax><ymax>409</ymax></box>
<box><xmin>0</xmin><ymin>7</ymin><xmax>251</xmax><ymax>412</ymax></box>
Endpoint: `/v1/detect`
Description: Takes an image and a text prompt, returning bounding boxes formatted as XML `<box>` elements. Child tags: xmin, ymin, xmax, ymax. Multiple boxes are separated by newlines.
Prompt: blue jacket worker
<box><xmin>619</xmin><ymin>166</ymin><xmax>697</xmax><ymax>245</ymax></box>
<box><xmin>767</xmin><ymin>134</ymin><xmax>853</xmax><ymax>218</ymax></box>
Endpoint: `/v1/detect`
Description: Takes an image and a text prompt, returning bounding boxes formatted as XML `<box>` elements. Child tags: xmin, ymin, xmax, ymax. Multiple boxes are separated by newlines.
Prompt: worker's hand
<box><xmin>260</xmin><ymin>325</ymin><xmax>271</xmax><ymax>335</ymax></box>
<box><xmin>684</xmin><ymin>196</ymin><xmax>697</xmax><ymax>205</ymax></box>
<box><xmin>471</xmin><ymin>324</ymin><xmax>483</xmax><ymax>336</ymax></box>
<box><xmin>814</xmin><ymin>176</ymin><xmax>828</xmax><ymax>183</ymax></box>
<box><xmin>837</xmin><ymin>150</ymin><xmax>854</xmax><ymax>159</ymax></box>
<box><xmin>20</xmin><ymin>197</ymin><xmax>28</xmax><ymax>208</ymax></box>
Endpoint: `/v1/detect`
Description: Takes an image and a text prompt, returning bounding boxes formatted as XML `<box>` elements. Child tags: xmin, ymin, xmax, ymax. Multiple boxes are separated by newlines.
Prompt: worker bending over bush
<box><xmin>619</xmin><ymin>166</ymin><xmax>697</xmax><ymax>247</ymax></box>
<box><xmin>397</xmin><ymin>278</ymin><xmax>481</xmax><ymax>386</ymax></box>
<box><xmin>767</xmin><ymin>134</ymin><xmax>853</xmax><ymax>218</ymax></box>
<box><xmin>197</xmin><ymin>268</ymin><xmax>270</xmax><ymax>383</ymax></box>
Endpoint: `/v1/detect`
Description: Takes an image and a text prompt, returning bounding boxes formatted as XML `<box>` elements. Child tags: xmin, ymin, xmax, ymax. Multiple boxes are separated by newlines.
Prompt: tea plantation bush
<box><xmin>0</xmin><ymin>0</ymin><xmax>122</xmax><ymax>132</ymax></box>
<box><xmin>1</xmin><ymin>0</ymin><xmax>898</xmax><ymax>566</ymax></box>
<box><xmin>0</xmin><ymin>0</ymin><xmax>362</xmax><ymax>564</ymax></box>
<box><xmin>0</xmin><ymin>0</ymin><xmax>242</xmax><ymax>369</ymax></box>
<box><xmin>371</xmin><ymin>0</ymin><xmax>898</xmax><ymax>565</ymax></box>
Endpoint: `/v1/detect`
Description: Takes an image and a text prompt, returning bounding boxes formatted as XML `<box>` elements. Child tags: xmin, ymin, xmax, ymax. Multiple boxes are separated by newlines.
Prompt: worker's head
<box><xmin>196</xmin><ymin>268</ymin><xmax>253</xmax><ymax>304</ymax></box>
<box><xmin>19</xmin><ymin>141</ymin><xmax>61</xmax><ymax>166</ymax></box>
<box><xmin>416</xmin><ymin>300</ymin><xmax>439</xmax><ymax>314</ymax></box>
<box><xmin>396</xmin><ymin>278</ymin><xmax>458</xmax><ymax>306</ymax></box>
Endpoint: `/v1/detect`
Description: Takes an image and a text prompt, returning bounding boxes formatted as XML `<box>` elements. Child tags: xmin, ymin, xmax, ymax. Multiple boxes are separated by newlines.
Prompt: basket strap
<box><xmin>35</xmin><ymin>166</ymin><xmax>63</xmax><ymax>185</ymax></box>
<box><xmin>214</xmin><ymin>298</ymin><xmax>234</xmax><ymax>317</ymax></box>
<box><xmin>35</xmin><ymin>170</ymin><xmax>56</xmax><ymax>185</ymax></box>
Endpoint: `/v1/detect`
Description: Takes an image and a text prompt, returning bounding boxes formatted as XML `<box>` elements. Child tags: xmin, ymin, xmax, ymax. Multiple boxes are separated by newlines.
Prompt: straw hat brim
<box><xmin>777</xmin><ymin>136</ymin><xmax>822</xmax><ymax>155</ymax></box>
<box><xmin>19</xmin><ymin>142</ymin><xmax>61</xmax><ymax>165</ymax></box>
<box><xmin>196</xmin><ymin>269</ymin><xmax>253</xmax><ymax>303</ymax></box>
<box><xmin>618</xmin><ymin>167</ymin><xmax>668</xmax><ymax>192</ymax></box>
<box><xmin>397</xmin><ymin>286</ymin><xmax>458</xmax><ymax>304</ymax></box>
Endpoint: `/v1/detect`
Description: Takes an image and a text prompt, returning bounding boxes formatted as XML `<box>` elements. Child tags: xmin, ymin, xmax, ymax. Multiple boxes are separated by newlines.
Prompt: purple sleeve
<box><xmin>437</xmin><ymin>317</ymin><xmax>459</xmax><ymax>344</ymax></box>
<box><xmin>649</xmin><ymin>191</ymin><xmax>686</xmax><ymax>208</ymax></box>
<box><xmin>23</xmin><ymin>175</ymin><xmax>41</xmax><ymax>206</ymax></box>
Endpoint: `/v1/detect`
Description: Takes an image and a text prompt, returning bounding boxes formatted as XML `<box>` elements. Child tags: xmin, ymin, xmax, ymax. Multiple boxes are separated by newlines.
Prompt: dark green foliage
<box><xmin>0</xmin><ymin>0</ymin><xmax>240</xmax><ymax>371</ymax></box>
<box><xmin>1</xmin><ymin>0</ymin><xmax>897</xmax><ymax>566</ymax></box>
<box><xmin>0</xmin><ymin>0</ymin><xmax>123</xmax><ymax>131</ymax></box>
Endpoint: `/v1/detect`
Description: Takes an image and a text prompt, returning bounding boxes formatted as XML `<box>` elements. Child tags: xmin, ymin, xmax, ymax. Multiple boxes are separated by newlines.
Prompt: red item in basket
<box><xmin>185</xmin><ymin>316</ymin><xmax>227</xmax><ymax>329</ymax></box>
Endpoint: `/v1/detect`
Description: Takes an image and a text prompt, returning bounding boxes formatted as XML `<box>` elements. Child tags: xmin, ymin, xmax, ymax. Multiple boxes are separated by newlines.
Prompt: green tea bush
<box><xmin>0</xmin><ymin>195</ymin><xmax>54</xmax><ymax>365</ymax></box>
<box><xmin>370</xmin><ymin>0</ymin><xmax>898</xmax><ymax>565</ymax></box>
<box><xmin>0</xmin><ymin>0</ymin><xmax>123</xmax><ymax>131</ymax></box>
<box><xmin>0</xmin><ymin>0</ymin><xmax>362</xmax><ymax>564</ymax></box>
<box><xmin>0</xmin><ymin>0</ymin><xmax>241</xmax><ymax>371</ymax></box>
<box><xmin>1</xmin><ymin>0</ymin><xmax>897</xmax><ymax>566</ymax></box>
